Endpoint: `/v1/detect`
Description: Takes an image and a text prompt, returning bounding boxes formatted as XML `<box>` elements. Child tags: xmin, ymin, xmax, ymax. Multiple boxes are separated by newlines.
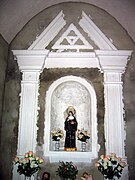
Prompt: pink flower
<box><xmin>110</xmin><ymin>153</ymin><xmax>116</xmax><ymax>157</ymax></box>
<box><xmin>114</xmin><ymin>157</ymin><xmax>119</xmax><ymax>161</ymax></box>
<box><xmin>25</xmin><ymin>153</ymin><xmax>29</xmax><ymax>158</ymax></box>
<box><xmin>14</xmin><ymin>157</ymin><xmax>19</xmax><ymax>163</ymax></box>
<box><xmin>95</xmin><ymin>163</ymin><xmax>100</xmax><ymax>167</ymax></box>
<box><xmin>39</xmin><ymin>158</ymin><xmax>44</xmax><ymax>164</ymax></box>
<box><xmin>24</xmin><ymin>158</ymin><xmax>29</xmax><ymax>163</ymax></box>
<box><xmin>106</xmin><ymin>155</ymin><xmax>110</xmax><ymax>160</ymax></box>
<box><xmin>120</xmin><ymin>162</ymin><xmax>126</xmax><ymax>167</ymax></box>
<box><xmin>100</xmin><ymin>155</ymin><xmax>104</xmax><ymax>159</ymax></box>
<box><xmin>28</xmin><ymin>151</ymin><xmax>33</xmax><ymax>157</ymax></box>
<box><xmin>117</xmin><ymin>157</ymin><xmax>122</xmax><ymax>161</ymax></box>
<box><xmin>36</xmin><ymin>156</ymin><xmax>39</xmax><ymax>161</ymax></box>
<box><xmin>103</xmin><ymin>157</ymin><xmax>108</xmax><ymax>161</ymax></box>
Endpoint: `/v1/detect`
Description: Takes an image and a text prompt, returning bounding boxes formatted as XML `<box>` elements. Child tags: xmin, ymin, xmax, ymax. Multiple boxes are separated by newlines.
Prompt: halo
<box><xmin>66</xmin><ymin>106</ymin><xmax>76</xmax><ymax>115</ymax></box>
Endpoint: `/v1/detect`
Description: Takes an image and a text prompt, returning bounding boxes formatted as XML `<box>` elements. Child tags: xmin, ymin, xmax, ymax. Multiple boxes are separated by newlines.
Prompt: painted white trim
<box><xmin>97</xmin><ymin>50</ymin><xmax>132</xmax><ymax>180</ymax></box>
<box><xmin>48</xmin><ymin>52</ymin><xmax>96</xmax><ymax>57</ymax></box>
<box><xmin>28</xmin><ymin>11</ymin><xmax>66</xmax><ymax>50</ymax></box>
<box><xmin>12</xmin><ymin>50</ymin><xmax>49</xmax><ymax>156</ymax></box>
<box><xmin>27</xmin><ymin>11</ymin><xmax>118</xmax><ymax>52</ymax></box>
<box><xmin>97</xmin><ymin>50</ymin><xmax>132</xmax><ymax>158</ymax></box>
<box><xmin>44</xmin><ymin>76</ymin><xmax>98</xmax><ymax>162</ymax></box>
<box><xmin>12</xmin><ymin>50</ymin><xmax>49</xmax><ymax>71</ymax></box>
<box><xmin>52</xmin><ymin>23</ymin><xmax>93</xmax><ymax>51</ymax></box>
<box><xmin>12</xmin><ymin>10</ymin><xmax>133</xmax><ymax>179</ymax></box>
<box><xmin>95</xmin><ymin>50</ymin><xmax>132</xmax><ymax>72</ymax></box>
<box><xmin>79</xmin><ymin>11</ymin><xmax>117</xmax><ymax>50</ymax></box>
<box><xmin>45</xmin><ymin>52</ymin><xmax>100</xmax><ymax>69</ymax></box>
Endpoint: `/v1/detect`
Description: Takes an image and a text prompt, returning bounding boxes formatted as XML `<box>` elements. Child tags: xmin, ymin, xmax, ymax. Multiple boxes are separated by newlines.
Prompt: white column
<box><xmin>96</xmin><ymin>50</ymin><xmax>132</xmax><ymax>180</ymax></box>
<box><xmin>12</xmin><ymin>50</ymin><xmax>49</xmax><ymax>155</ymax></box>
<box><xmin>104</xmin><ymin>72</ymin><xmax>125</xmax><ymax>157</ymax></box>
<box><xmin>96</xmin><ymin>50</ymin><xmax>132</xmax><ymax>157</ymax></box>
<box><xmin>18</xmin><ymin>70</ymin><xmax>40</xmax><ymax>154</ymax></box>
<box><xmin>12</xmin><ymin>50</ymin><xmax>49</xmax><ymax>180</ymax></box>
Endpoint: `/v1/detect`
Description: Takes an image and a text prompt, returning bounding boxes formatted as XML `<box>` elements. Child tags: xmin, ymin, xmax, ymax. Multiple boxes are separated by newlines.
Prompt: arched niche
<box><xmin>44</xmin><ymin>76</ymin><xmax>98</xmax><ymax>162</ymax></box>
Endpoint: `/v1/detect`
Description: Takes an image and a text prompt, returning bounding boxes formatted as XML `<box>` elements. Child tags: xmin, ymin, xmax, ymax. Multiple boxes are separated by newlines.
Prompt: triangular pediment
<box><xmin>28</xmin><ymin>11</ymin><xmax>117</xmax><ymax>51</ymax></box>
<box><xmin>52</xmin><ymin>23</ymin><xmax>93</xmax><ymax>52</ymax></box>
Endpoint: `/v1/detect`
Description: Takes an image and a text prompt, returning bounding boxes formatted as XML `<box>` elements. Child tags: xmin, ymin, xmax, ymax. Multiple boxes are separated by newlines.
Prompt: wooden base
<box><xmin>64</xmin><ymin>147</ymin><xmax>77</xmax><ymax>151</ymax></box>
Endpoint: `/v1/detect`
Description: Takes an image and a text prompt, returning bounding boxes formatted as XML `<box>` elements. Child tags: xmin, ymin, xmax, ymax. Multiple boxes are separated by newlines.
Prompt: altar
<box><xmin>12</xmin><ymin>10</ymin><xmax>132</xmax><ymax>180</ymax></box>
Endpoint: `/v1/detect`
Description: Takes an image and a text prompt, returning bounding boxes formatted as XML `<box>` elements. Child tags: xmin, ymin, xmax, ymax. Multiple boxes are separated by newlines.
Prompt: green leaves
<box><xmin>56</xmin><ymin>161</ymin><xmax>78</xmax><ymax>179</ymax></box>
<box><xmin>14</xmin><ymin>151</ymin><xmax>44</xmax><ymax>177</ymax></box>
<box><xmin>95</xmin><ymin>153</ymin><xmax>126</xmax><ymax>179</ymax></box>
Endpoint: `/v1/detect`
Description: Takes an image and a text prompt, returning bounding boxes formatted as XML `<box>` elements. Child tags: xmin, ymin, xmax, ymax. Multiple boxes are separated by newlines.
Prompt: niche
<box><xmin>44</xmin><ymin>76</ymin><xmax>98</xmax><ymax>162</ymax></box>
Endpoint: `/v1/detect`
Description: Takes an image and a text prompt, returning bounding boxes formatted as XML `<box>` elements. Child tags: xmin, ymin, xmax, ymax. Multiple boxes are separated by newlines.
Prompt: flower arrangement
<box><xmin>95</xmin><ymin>153</ymin><xmax>126</xmax><ymax>179</ymax></box>
<box><xmin>51</xmin><ymin>128</ymin><xmax>64</xmax><ymax>141</ymax></box>
<box><xmin>56</xmin><ymin>161</ymin><xmax>78</xmax><ymax>180</ymax></box>
<box><xmin>77</xmin><ymin>128</ymin><xmax>90</xmax><ymax>143</ymax></box>
<box><xmin>14</xmin><ymin>151</ymin><xmax>44</xmax><ymax>177</ymax></box>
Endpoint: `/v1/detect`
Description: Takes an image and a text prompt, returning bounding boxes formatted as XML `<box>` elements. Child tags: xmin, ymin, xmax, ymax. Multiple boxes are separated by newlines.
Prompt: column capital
<box><xmin>95</xmin><ymin>50</ymin><xmax>132</xmax><ymax>73</ymax></box>
<box><xmin>12</xmin><ymin>50</ymin><xmax>49</xmax><ymax>72</ymax></box>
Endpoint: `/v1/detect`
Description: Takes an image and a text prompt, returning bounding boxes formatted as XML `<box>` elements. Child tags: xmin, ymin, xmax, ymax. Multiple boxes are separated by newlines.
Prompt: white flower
<box><xmin>14</xmin><ymin>151</ymin><xmax>44</xmax><ymax>176</ymax></box>
<box><xmin>108</xmin><ymin>161</ymin><xmax>112</xmax><ymax>166</ymax></box>
<box><xmin>103</xmin><ymin>162</ymin><xmax>107</xmax><ymax>168</ymax></box>
<box><xmin>118</xmin><ymin>166</ymin><xmax>122</xmax><ymax>171</ymax></box>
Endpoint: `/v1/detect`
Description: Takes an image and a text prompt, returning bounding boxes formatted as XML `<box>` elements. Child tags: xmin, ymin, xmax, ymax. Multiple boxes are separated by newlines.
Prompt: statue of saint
<box><xmin>64</xmin><ymin>107</ymin><xmax>78</xmax><ymax>151</ymax></box>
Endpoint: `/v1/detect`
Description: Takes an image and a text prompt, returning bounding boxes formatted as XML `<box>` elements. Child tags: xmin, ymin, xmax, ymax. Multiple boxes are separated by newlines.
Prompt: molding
<box><xmin>52</xmin><ymin>23</ymin><xmax>93</xmax><ymax>51</ymax></box>
<box><xmin>103</xmin><ymin>76</ymin><xmax>125</xmax><ymax>157</ymax></box>
<box><xmin>17</xmin><ymin>72</ymin><xmax>40</xmax><ymax>155</ymax></box>
<box><xmin>45</xmin><ymin>52</ymin><xmax>100</xmax><ymax>69</ymax></box>
<box><xmin>12</xmin><ymin>50</ymin><xmax>49</xmax><ymax>156</ymax></box>
<box><xmin>12</xmin><ymin>50</ymin><xmax>49</xmax><ymax>71</ymax></box>
<box><xmin>45</xmin><ymin>152</ymin><xmax>94</xmax><ymax>163</ymax></box>
<box><xmin>28</xmin><ymin>11</ymin><xmax>66</xmax><ymax>50</ymax></box>
<box><xmin>95</xmin><ymin>50</ymin><xmax>132</xmax><ymax>72</ymax></box>
<box><xmin>96</xmin><ymin>50</ymin><xmax>132</xmax><ymax>162</ymax></box>
<box><xmin>28</xmin><ymin>10</ymin><xmax>118</xmax><ymax>52</ymax></box>
<box><xmin>79</xmin><ymin>11</ymin><xmax>117</xmax><ymax>50</ymax></box>
<box><xmin>48</xmin><ymin>52</ymin><xmax>96</xmax><ymax>58</ymax></box>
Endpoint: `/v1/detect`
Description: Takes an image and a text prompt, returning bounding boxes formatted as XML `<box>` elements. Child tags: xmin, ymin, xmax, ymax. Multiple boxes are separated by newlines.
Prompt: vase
<box><xmin>24</xmin><ymin>176</ymin><xmax>31</xmax><ymax>180</ymax></box>
<box><xmin>55</xmin><ymin>141</ymin><xmax>60</xmax><ymax>151</ymax></box>
<box><xmin>60</xmin><ymin>178</ymin><xmax>76</xmax><ymax>180</ymax></box>
<box><xmin>81</xmin><ymin>142</ymin><xmax>86</xmax><ymax>151</ymax></box>
<box><xmin>24</xmin><ymin>173</ymin><xmax>37</xmax><ymax>180</ymax></box>
<box><xmin>106</xmin><ymin>177</ymin><xmax>116</xmax><ymax>180</ymax></box>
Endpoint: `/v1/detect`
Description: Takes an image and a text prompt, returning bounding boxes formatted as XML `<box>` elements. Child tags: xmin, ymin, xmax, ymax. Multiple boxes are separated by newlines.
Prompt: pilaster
<box><xmin>96</xmin><ymin>50</ymin><xmax>132</xmax><ymax>158</ymax></box>
<box><xmin>12</xmin><ymin>50</ymin><xmax>49</xmax><ymax>155</ymax></box>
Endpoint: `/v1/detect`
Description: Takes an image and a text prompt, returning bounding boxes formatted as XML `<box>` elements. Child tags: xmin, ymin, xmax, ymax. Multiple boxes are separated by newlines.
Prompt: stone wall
<box><xmin>0</xmin><ymin>43</ymin><xmax>21</xmax><ymax>179</ymax></box>
<box><xmin>0</xmin><ymin>35</ymin><xmax>8</xmax><ymax>138</ymax></box>
<box><xmin>123</xmin><ymin>48</ymin><xmax>135</xmax><ymax>179</ymax></box>
<box><xmin>1</xmin><ymin>2</ymin><xmax>135</xmax><ymax>180</ymax></box>
<box><xmin>0</xmin><ymin>35</ymin><xmax>9</xmax><ymax>179</ymax></box>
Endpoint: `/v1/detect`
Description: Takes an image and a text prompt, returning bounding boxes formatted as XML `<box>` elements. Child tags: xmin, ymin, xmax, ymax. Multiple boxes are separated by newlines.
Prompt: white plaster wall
<box><xmin>0</xmin><ymin>0</ymin><xmax>135</xmax><ymax>43</ymax></box>
<box><xmin>50</xmin><ymin>81</ymin><xmax>91</xmax><ymax>151</ymax></box>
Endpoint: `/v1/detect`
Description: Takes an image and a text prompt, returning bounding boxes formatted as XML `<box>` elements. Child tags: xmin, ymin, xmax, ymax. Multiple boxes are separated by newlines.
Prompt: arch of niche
<box><xmin>44</xmin><ymin>75</ymin><xmax>98</xmax><ymax>162</ymax></box>
<box><xmin>12</xmin><ymin>10</ymin><xmax>132</xmax><ymax>180</ymax></box>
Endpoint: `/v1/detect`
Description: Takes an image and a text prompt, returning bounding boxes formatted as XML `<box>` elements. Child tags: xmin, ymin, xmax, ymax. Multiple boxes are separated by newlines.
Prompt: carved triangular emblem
<box><xmin>52</xmin><ymin>23</ymin><xmax>93</xmax><ymax>52</ymax></box>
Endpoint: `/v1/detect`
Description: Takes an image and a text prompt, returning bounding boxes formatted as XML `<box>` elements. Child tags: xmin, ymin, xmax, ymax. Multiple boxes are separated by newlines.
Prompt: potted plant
<box><xmin>51</xmin><ymin>128</ymin><xmax>64</xmax><ymax>141</ymax></box>
<box><xmin>51</xmin><ymin>128</ymin><xmax>64</xmax><ymax>150</ymax></box>
<box><xmin>14</xmin><ymin>151</ymin><xmax>44</xmax><ymax>179</ymax></box>
<box><xmin>95</xmin><ymin>153</ymin><xmax>126</xmax><ymax>179</ymax></box>
<box><xmin>77</xmin><ymin>128</ymin><xmax>90</xmax><ymax>151</ymax></box>
<box><xmin>56</xmin><ymin>161</ymin><xmax>78</xmax><ymax>180</ymax></box>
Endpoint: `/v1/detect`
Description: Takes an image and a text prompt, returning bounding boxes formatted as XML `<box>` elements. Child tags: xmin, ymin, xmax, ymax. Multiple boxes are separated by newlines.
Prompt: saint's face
<box><xmin>43</xmin><ymin>173</ymin><xmax>49</xmax><ymax>179</ymax></box>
